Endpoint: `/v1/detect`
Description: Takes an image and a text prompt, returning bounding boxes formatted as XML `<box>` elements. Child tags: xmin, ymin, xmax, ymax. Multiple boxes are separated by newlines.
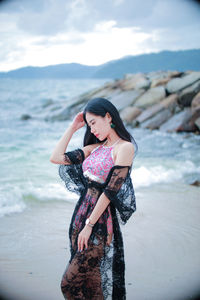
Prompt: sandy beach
<box><xmin>0</xmin><ymin>182</ymin><xmax>200</xmax><ymax>300</ymax></box>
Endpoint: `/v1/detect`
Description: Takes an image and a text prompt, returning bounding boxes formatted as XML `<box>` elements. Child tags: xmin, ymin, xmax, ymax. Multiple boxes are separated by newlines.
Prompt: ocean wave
<box><xmin>1</xmin><ymin>159</ymin><xmax>199</xmax><ymax>218</ymax></box>
<box><xmin>132</xmin><ymin>160</ymin><xmax>200</xmax><ymax>188</ymax></box>
<box><xmin>0</xmin><ymin>182</ymin><xmax>78</xmax><ymax>218</ymax></box>
<box><xmin>26</xmin><ymin>182</ymin><xmax>79</xmax><ymax>202</ymax></box>
<box><xmin>0</xmin><ymin>203</ymin><xmax>26</xmax><ymax>218</ymax></box>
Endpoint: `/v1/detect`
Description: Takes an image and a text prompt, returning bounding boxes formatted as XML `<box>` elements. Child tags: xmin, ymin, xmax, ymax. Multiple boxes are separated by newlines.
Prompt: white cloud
<box><xmin>0</xmin><ymin>0</ymin><xmax>199</xmax><ymax>71</ymax></box>
<box><xmin>0</xmin><ymin>22</ymin><xmax>154</xmax><ymax>70</ymax></box>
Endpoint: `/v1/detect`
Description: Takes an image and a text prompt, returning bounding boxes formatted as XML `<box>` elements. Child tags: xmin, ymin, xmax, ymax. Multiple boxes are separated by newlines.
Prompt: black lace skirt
<box><xmin>60</xmin><ymin>183</ymin><xmax>126</xmax><ymax>300</ymax></box>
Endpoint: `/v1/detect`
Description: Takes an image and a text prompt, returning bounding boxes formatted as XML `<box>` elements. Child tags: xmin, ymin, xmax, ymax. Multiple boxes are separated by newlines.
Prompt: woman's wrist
<box><xmin>85</xmin><ymin>218</ymin><xmax>95</xmax><ymax>228</ymax></box>
<box><xmin>85</xmin><ymin>224</ymin><xmax>93</xmax><ymax>230</ymax></box>
<box><xmin>68</xmin><ymin>123</ymin><xmax>77</xmax><ymax>134</ymax></box>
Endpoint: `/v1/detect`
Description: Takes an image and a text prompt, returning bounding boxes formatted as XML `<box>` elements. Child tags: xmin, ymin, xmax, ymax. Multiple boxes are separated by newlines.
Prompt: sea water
<box><xmin>0</xmin><ymin>78</ymin><xmax>200</xmax><ymax>218</ymax></box>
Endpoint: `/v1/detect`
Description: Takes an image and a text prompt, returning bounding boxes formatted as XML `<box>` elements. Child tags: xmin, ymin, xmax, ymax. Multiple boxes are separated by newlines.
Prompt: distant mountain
<box><xmin>0</xmin><ymin>63</ymin><xmax>100</xmax><ymax>79</ymax></box>
<box><xmin>93</xmin><ymin>49</ymin><xmax>200</xmax><ymax>78</ymax></box>
<box><xmin>0</xmin><ymin>49</ymin><xmax>200</xmax><ymax>79</ymax></box>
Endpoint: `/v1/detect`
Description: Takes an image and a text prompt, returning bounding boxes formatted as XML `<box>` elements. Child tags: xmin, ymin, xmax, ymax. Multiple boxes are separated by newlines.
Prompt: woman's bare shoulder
<box><xmin>114</xmin><ymin>141</ymin><xmax>134</xmax><ymax>166</ymax></box>
<box><xmin>116</xmin><ymin>140</ymin><xmax>134</xmax><ymax>153</ymax></box>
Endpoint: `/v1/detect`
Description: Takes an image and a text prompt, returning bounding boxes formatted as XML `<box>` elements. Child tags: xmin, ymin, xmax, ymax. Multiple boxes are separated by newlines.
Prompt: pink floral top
<box><xmin>82</xmin><ymin>144</ymin><xmax>115</xmax><ymax>183</ymax></box>
<box><xmin>82</xmin><ymin>142</ymin><xmax>118</xmax><ymax>238</ymax></box>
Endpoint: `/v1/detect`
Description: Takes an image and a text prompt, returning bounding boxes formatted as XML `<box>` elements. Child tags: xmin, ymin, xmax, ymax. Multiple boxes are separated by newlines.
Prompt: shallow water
<box><xmin>0</xmin><ymin>78</ymin><xmax>200</xmax><ymax>217</ymax></box>
<box><xmin>0</xmin><ymin>78</ymin><xmax>200</xmax><ymax>300</ymax></box>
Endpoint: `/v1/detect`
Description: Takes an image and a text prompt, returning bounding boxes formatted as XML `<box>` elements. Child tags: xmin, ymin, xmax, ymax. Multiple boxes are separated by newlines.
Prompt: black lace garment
<box><xmin>58</xmin><ymin>148</ymin><xmax>136</xmax><ymax>300</ymax></box>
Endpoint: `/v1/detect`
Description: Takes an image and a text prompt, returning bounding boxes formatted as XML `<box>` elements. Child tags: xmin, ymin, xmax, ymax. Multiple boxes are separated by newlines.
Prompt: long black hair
<box><xmin>83</xmin><ymin>97</ymin><xmax>138</xmax><ymax>155</ymax></box>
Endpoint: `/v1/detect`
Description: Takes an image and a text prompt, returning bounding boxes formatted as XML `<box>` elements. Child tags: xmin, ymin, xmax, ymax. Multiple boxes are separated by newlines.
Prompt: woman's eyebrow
<box><xmin>88</xmin><ymin>118</ymin><xmax>95</xmax><ymax>124</ymax></box>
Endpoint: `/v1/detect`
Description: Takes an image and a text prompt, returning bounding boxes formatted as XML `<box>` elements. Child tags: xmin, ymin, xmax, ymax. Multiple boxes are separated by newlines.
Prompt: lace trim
<box><xmin>83</xmin><ymin>169</ymin><xmax>105</xmax><ymax>183</ymax></box>
<box><xmin>64</xmin><ymin>148</ymin><xmax>85</xmax><ymax>164</ymax></box>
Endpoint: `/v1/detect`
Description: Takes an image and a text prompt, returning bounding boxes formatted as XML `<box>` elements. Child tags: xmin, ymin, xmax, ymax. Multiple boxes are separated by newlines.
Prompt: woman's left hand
<box><xmin>78</xmin><ymin>225</ymin><xmax>92</xmax><ymax>252</ymax></box>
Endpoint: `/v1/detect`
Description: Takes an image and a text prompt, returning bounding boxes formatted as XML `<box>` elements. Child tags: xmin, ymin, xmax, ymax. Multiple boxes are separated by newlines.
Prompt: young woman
<box><xmin>50</xmin><ymin>98</ymin><xmax>138</xmax><ymax>300</ymax></box>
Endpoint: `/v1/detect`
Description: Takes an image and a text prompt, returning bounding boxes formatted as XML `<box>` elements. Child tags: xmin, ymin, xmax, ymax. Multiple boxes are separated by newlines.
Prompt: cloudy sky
<box><xmin>0</xmin><ymin>0</ymin><xmax>200</xmax><ymax>71</ymax></box>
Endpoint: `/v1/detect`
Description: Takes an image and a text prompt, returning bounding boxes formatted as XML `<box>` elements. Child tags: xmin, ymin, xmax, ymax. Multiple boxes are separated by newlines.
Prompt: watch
<box><xmin>85</xmin><ymin>218</ymin><xmax>94</xmax><ymax>228</ymax></box>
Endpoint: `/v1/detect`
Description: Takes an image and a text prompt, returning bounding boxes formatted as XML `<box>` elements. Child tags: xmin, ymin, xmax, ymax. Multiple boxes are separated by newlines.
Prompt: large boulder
<box><xmin>191</xmin><ymin>91</ymin><xmax>200</xmax><ymax>110</ymax></box>
<box><xmin>166</xmin><ymin>72</ymin><xmax>200</xmax><ymax>93</ymax></box>
<box><xmin>120</xmin><ymin>106</ymin><xmax>142</xmax><ymax>123</ymax></box>
<box><xmin>159</xmin><ymin>108</ymin><xmax>193</xmax><ymax>132</ymax></box>
<box><xmin>178</xmin><ymin>80</ymin><xmax>200</xmax><ymax>107</ymax></box>
<box><xmin>90</xmin><ymin>86</ymin><xmax>121</xmax><ymax>99</ymax></box>
<box><xmin>147</xmin><ymin>70</ymin><xmax>181</xmax><ymax>81</ymax></box>
<box><xmin>110</xmin><ymin>89</ymin><xmax>145</xmax><ymax>111</ymax></box>
<box><xmin>140</xmin><ymin>109</ymin><xmax>173</xmax><ymax>130</ymax></box>
<box><xmin>45</xmin><ymin>83</ymin><xmax>121</xmax><ymax>121</ymax></box>
<box><xmin>42</xmin><ymin>99</ymin><xmax>54</xmax><ymax>108</ymax></box>
<box><xmin>150</xmin><ymin>71</ymin><xmax>181</xmax><ymax>88</ymax></box>
<box><xmin>118</xmin><ymin>73</ymin><xmax>150</xmax><ymax>90</ymax></box>
<box><xmin>190</xmin><ymin>180</ymin><xmax>200</xmax><ymax>187</ymax></box>
<box><xmin>151</xmin><ymin>77</ymin><xmax>171</xmax><ymax>88</ymax></box>
<box><xmin>135</xmin><ymin>94</ymin><xmax>178</xmax><ymax>124</ymax></box>
<box><xmin>195</xmin><ymin>117</ymin><xmax>200</xmax><ymax>130</ymax></box>
<box><xmin>20</xmin><ymin>114</ymin><xmax>32</xmax><ymax>120</ymax></box>
<box><xmin>176</xmin><ymin>107</ymin><xmax>200</xmax><ymax>132</ymax></box>
<box><xmin>133</xmin><ymin>86</ymin><xmax>166</xmax><ymax>109</ymax></box>
<box><xmin>45</xmin><ymin>87</ymin><xmax>100</xmax><ymax>121</ymax></box>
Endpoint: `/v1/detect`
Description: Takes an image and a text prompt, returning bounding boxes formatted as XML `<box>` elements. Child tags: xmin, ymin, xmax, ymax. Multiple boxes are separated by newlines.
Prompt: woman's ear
<box><xmin>105</xmin><ymin>112</ymin><xmax>112</xmax><ymax>122</ymax></box>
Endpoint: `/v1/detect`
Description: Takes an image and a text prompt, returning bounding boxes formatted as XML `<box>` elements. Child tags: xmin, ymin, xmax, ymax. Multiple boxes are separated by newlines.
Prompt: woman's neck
<box><xmin>104</xmin><ymin>131</ymin><xmax>121</xmax><ymax>147</ymax></box>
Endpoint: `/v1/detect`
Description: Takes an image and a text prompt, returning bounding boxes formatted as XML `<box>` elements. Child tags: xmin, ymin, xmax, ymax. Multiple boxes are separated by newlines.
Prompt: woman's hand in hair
<box><xmin>71</xmin><ymin>112</ymin><xmax>85</xmax><ymax>132</ymax></box>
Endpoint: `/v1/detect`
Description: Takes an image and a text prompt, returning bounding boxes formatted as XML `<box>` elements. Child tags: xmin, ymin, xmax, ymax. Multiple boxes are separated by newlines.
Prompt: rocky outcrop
<box><xmin>176</xmin><ymin>107</ymin><xmax>200</xmax><ymax>132</ymax></box>
<box><xmin>195</xmin><ymin>117</ymin><xmax>200</xmax><ymax>130</ymax></box>
<box><xmin>166</xmin><ymin>72</ymin><xmax>200</xmax><ymax>93</ymax></box>
<box><xmin>44</xmin><ymin>70</ymin><xmax>200</xmax><ymax>134</ymax></box>
<box><xmin>134</xmin><ymin>94</ymin><xmax>178</xmax><ymax>125</ymax></box>
<box><xmin>150</xmin><ymin>71</ymin><xmax>181</xmax><ymax>88</ymax></box>
<box><xmin>21</xmin><ymin>114</ymin><xmax>32</xmax><ymax>120</ymax></box>
<box><xmin>190</xmin><ymin>180</ymin><xmax>200</xmax><ymax>187</ymax></box>
<box><xmin>192</xmin><ymin>91</ymin><xmax>200</xmax><ymax>110</ymax></box>
<box><xmin>159</xmin><ymin>108</ymin><xmax>192</xmax><ymax>132</ymax></box>
<box><xmin>117</xmin><ymin>73</ymin><xmax>150</xmax><ymax>90</ymax></box>
<box><xmin>120</xmin><ymin>107</ymin><xmax>142</xmax><ymax>123</ymax></box>
<box><xmin>133</xmin><ymin>86</ymin><xmax>166</xmax><ymax>109</ymax></box>
<box><xmin>178</xmin><ymin>80</ymin><xmax>200</xmax><ymax>107</ymax></box>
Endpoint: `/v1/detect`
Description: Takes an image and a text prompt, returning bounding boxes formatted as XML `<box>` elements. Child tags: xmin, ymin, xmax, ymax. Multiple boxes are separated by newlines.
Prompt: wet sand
<box><xmin>0</xmin><ymin>182</ymin><xmax>200</xmax><ymax>300</ymax></box>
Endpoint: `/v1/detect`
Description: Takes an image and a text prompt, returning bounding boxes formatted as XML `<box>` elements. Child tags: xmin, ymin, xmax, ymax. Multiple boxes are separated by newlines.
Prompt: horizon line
<box><xmin>1</xmin><ymin>48</ymin><xmax>200</xmax><ymax>73</ymax></box>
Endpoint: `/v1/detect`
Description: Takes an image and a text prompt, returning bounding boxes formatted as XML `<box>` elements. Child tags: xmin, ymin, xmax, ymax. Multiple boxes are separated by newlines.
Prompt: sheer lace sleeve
<box><xmin>59</xmin><ymin>149</ymin><xmax>86</xmax><ymax>195</ymax></box>
<box><xmin>103</xmin><ymin>165</ymin><xmax>136</xmax><ymax>224</ymax></box>
<box><xmin>63</xmin><ymin>148</ymin><xmax>85</xmax><ymax>164</ymax></box>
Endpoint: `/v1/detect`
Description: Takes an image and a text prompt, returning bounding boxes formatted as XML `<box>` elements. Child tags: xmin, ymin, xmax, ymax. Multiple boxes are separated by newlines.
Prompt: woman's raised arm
<box><xmin>50</xmin><ymin>112</ymin><xmax>85</xmax><ymax>165</ymax></box>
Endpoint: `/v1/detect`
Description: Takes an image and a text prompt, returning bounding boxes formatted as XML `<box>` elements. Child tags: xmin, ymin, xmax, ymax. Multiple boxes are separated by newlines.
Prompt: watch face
<box><xmin>86</xmin><ymin>218</ymin><xmax>89</xmax><ymax>225</ymax></box>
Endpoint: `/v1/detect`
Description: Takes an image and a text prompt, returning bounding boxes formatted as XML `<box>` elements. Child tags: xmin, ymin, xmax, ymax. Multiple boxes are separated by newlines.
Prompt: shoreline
<box><xmin>0</xmin><ymin>182</ymin><xmax>200</xmax><ymax>300</ymax></box>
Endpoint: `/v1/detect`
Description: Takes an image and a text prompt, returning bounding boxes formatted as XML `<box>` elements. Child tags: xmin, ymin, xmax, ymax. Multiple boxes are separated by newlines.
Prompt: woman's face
<box><xmin>85</xmin><ymin>112</ymin><xmax>112</xmax><ymax>141</ymax></box>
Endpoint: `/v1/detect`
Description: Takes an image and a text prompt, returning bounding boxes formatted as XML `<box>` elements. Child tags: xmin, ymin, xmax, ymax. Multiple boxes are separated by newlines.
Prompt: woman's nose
<box><xmin>91</xmin><ymin>127</ymin><xmax>95</xmax><ymax>134</ymax></box>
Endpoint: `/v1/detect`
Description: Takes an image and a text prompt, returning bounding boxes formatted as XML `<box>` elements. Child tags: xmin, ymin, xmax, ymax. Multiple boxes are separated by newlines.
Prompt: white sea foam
<box><xmin>0</xmin><ymin>182</ymin><xmax>78</xmax><ymax>218</ymax></box>
<box><xmin>132</xmin><ymin>160</ymin><xmax>200</xmax><ymax>188</ymax></box>
<box><xmin>28</xmin><ymin>182</ymin><xmax>78</xmax><ymax>202</ymax></box>
<box><xmin>0</xmin><ymin>203</ymin><xmax>26</xmax><ymax>218</ymax></box>
<box><xmin>0</xmin><ymin>159</ymin><xmax>199</xmax><ymax>218</ymax></box>
<box><xmin>0</xmin><ymin>186</ymin><xmax>26</xmax><ymax>218</ymax></box>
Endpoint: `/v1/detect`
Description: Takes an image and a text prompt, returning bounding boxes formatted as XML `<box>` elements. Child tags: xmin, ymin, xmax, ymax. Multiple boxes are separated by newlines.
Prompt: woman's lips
<box><xmin>95</xmin><ymin>134</ymin><xmax>99</xmax><ymax>138</ymax></box>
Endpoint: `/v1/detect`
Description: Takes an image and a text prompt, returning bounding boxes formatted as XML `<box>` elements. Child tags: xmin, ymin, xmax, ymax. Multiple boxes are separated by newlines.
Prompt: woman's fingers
<box><xmin>71</xmin><ymin>112</ymin><xmax>85</xmax><ymax>131</ymax></box>
<box><xmin>85</xmin><ymin>238</ymin><xmax>88</xmax><ymax>250</ymax></box>
<box><xmin>77</xmin><ymin>226</ymin><xmax>92</xmax><ymax>251</ymax></box>
<box><xmin>78</xmin><ymin>235</ymin><xmax>87</xmax><ymax>252</ymax></box>
<box><xmin>78</xmin><ymin>235</ymin><xmax>82</xmax><ymax>251</ymax></box>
